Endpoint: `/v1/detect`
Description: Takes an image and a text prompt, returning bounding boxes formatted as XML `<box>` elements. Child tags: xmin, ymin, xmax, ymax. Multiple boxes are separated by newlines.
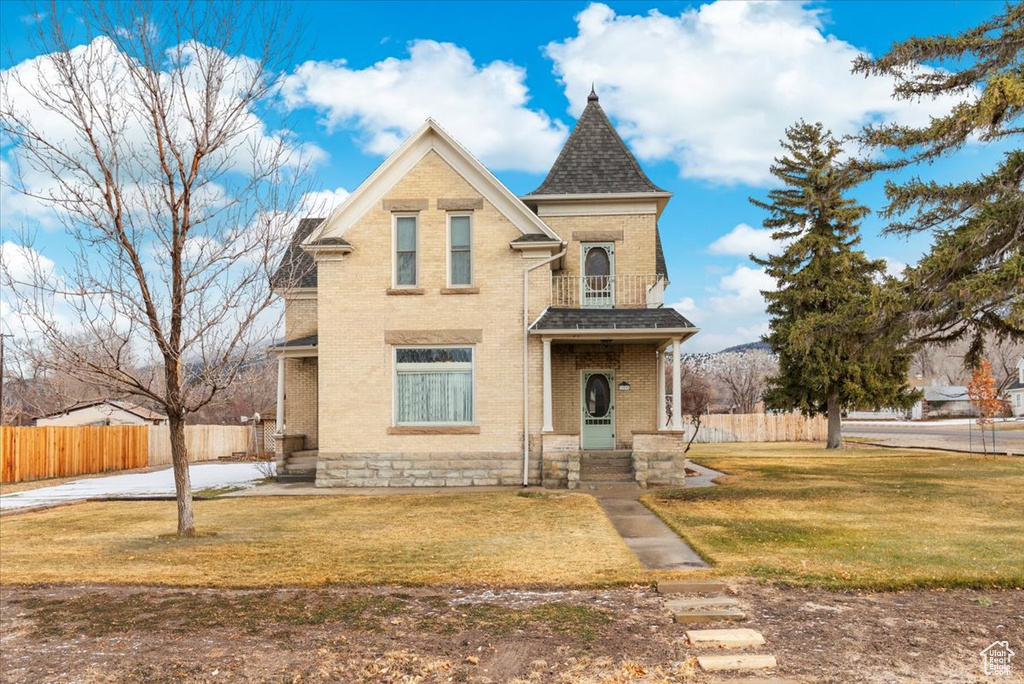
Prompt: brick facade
<box><xmin>276</xmin><ymin>133</ymin><xmax>684</xmax><ymax>488</ymax></box>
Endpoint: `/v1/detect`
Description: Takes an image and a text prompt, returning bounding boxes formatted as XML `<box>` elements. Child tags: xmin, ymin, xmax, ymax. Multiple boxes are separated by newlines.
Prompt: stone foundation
<box><xmin>632</xmin><ymin>431</ymin><xmax>689</xmax><ymax>487</ymax></box>
<box><xmin>540</xmin><ymin>433</ymin><xmax>581</xmax><ymax>489</ymax></box>
<box><xmin>316</xmin><ymin>452</ymin><xmax>541</xmax><ymax>487</ymax></box>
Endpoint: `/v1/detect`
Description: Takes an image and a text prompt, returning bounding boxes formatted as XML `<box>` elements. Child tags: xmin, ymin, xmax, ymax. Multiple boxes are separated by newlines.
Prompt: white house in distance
<box><xmin>34</xmin><ymin>399</ymin><xmax>168</xmax><ymax>427</ymax></box>
<box><xmin>1006</xmin><ymin>357</ymin><xmax>1024</xmax><ymax>418</ymax></box>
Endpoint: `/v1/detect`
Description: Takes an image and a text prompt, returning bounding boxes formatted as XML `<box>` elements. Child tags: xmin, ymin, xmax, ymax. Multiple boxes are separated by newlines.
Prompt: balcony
<box><xmin>550</xmin><ymin>274</ymin><xmax>665</xmax><ymax>309</ymax></box>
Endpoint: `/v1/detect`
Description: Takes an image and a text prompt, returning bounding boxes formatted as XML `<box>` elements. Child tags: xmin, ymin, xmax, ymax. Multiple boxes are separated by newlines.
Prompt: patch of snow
<box><xmin>0</xmin><ymin>462</ymin><xmax>274</xmax><ymax>511</ymax></box>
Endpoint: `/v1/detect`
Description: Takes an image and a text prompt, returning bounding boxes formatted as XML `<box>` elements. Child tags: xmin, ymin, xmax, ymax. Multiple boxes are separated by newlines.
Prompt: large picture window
<box><xmin>395</xmin><ymin>347</ymin><xmax>474</xmax><ymax>425</ymax></box>
<box><xmin>448</xmin><ymin>215</ymin><xmax>472</xmax><ymax>286</ymax></box>
<box><xmin>394</xmin><ymin>215</ymin><xmax>418</xmax><ymax>287</ymax></box>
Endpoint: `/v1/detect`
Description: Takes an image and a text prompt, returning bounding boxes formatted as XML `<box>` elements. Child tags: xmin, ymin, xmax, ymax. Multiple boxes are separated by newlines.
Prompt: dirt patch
<box><xmin>2</xmin><ymin>582</ymin><xmax>1021</xmax><ymax>683</ymax></box>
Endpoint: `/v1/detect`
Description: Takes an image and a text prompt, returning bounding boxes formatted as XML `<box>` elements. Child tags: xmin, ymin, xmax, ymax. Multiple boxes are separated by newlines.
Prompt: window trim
<box><xmin>446</xmin><ymin>213</ymin><xmax>474</xmax><ymax>288</ymax></box>
<box><xmin>392</xmin><ymin>213</ymin><xmax>419</xmax><ymax>288</ymax></box>
<box><xmin>392</xmin><ymin>344</ymin><xmax>476</xmax><ymax>427</ymax></box>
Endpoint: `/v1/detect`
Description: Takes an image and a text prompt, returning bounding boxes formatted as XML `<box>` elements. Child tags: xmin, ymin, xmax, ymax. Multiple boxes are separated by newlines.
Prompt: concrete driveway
<box><xmin>844</xmin><ymin>419</ymin><xmax>1024</xmax><ymax>455</ymax></box>
<box><xmin>0</xmin><ymin>462</ymin><xmax>273</xmax><ymax>511</ymax></box>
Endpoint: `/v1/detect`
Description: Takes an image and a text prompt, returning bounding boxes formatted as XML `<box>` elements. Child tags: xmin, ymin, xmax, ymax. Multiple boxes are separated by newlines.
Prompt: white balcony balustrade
<box><xmin>550</xmin><ymin>274</ymin><xmax>665</xmax><ymax>309</ymax></box>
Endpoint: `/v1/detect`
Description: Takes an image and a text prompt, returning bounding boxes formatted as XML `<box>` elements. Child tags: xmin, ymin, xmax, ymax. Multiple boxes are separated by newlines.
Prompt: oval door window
<box><xmin>585</xmin><ymin>246</ymin><xmax>610</xmax><ymax>281</ymax></box>
<box><xmin>585</xmin><ymin>374</ymin><xmax>611</xmax><ymax>418</ymax></box>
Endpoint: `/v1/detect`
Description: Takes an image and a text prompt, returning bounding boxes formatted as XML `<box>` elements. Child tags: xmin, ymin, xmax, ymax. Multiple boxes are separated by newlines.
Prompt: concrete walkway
<box><xmin>594</xmin><ymin>462</ymin><xmax>725</xmax><ymax>571</ymax></box>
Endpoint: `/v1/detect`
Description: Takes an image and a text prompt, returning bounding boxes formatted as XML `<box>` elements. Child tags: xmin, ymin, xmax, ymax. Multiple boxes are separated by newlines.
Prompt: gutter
<box><xmin>522</xmin><ymin>248</ymin><xmax>566</xmax><ymax>486</ymax></box>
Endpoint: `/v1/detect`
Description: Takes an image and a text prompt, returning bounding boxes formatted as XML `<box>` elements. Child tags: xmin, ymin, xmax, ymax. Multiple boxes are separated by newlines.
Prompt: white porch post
<box><xmin>276</xmin><ymin>355</ymin><xmax>285</xmax><ymax>433</ymax></box>
<box><xmin>542</xmin><ymin>337</ymin><xmax>553</xmax><ymax>433</ymax></box>
<box><xmin>657</xmin><ymin>346</ymin><xmax>667</xmax><ymax>430</ymax></box>
<box><xmin>671</xmin><ymin>338</ymin><xmax>682</xmax><ymax>430</ymax></box>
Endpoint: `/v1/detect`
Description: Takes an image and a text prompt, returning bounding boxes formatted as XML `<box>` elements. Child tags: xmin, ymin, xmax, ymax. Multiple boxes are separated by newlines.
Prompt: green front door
<box><xmin>581</xmin><ymin>371</ymin><xmax>615</xmax><ymax>450</ymax></box>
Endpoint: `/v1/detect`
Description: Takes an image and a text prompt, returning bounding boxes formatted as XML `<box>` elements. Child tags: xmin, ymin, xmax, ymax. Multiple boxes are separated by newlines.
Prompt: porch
<box><xmin>531</xmin><ymin>306</ymin><xmax>699</xmax><ymax>489</ymax></box>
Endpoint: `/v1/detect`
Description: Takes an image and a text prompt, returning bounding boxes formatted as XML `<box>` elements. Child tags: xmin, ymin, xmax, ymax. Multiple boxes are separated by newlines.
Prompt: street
<box><xmin>844</xmin><ymin>419</ymin><xmax>1024</xmax><ymax>455</ymax></box>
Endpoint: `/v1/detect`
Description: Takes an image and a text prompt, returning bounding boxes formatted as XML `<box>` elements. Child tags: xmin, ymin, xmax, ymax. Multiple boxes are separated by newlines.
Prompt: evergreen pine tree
<box><xmin>853</xmin><ymin>3</ymin><xmax>1023</xmax><ymax>362</ymax></box>
<box><xmin>752</xmin><ymin>122</ymin><xmax>917</xmax><ymax>449</ymax></box>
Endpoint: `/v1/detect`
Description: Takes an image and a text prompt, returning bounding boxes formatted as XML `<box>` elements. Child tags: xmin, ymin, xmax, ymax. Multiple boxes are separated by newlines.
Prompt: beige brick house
<box><xmin>271</xmin><ymin>90</ymin><xmax>699</xmax><ymax>488</ymax></box>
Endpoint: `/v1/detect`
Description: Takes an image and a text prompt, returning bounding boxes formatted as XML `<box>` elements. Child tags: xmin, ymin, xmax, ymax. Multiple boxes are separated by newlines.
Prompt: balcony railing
<box><xmin>550</xmin><ymin>274</ymin><xmax>665</xmax><ymax>309</ymax></box>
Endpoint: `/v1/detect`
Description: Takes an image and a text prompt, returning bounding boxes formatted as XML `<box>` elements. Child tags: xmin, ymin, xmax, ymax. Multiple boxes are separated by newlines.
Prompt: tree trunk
<box><xmin>826</xmin><ymin>393</ymin><xmax>843</xmax><ymax>449</ymax></box>
<box><xmin>167</xmin><ymin>414</ymin><xmax>195</xmax><ymax>537</ymax></box>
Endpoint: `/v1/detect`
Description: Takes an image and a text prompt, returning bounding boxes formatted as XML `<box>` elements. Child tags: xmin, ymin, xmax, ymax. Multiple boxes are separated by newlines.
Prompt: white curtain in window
<box><xmin>396</xmin><ymin>370</ymin><xmax>473</xmax><ymax>423</ymax></box>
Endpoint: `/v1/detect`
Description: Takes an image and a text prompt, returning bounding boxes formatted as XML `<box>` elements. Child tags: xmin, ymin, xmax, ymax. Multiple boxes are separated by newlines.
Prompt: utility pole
<box><xmin>0</xmin><ymin>333</ymin><xmax>11</xmax><ymax>426</ymax></box>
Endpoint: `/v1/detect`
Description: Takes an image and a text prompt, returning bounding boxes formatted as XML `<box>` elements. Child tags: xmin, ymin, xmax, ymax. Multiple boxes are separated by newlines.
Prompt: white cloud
<box><xmin>672</xmin><ymin>265</ymin><xmax>776</xmax><ymax>352</ymax></box>
<box><xmin>546</xmin><ymin>2</ymin><xmax>963</xmax><ymax>185</ymax></box>
<box><xmin>708</xmin><ymin>223</ymin><xmax>782</xmax><ymax>258</ymax></box>
<box><xmin>282</xmin><ymin>40</ymin><xmax>568</xmax><ymax>172</ymax></box>
<box><xmin>0</xmin><ymin>241</ymin><xmax>56</xmax><ymax>282</ymax></box>
<box><xmin>298</xmin><ymin>187</ymin><xmax>350</xmax><ymax>217</ymax></box>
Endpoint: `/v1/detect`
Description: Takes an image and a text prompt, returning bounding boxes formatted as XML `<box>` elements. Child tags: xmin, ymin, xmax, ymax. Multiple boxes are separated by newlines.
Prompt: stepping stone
<box><xmin>697</xmin><ymin>654</ymin><xmax>777</xmax><ymax>672</ymax></box>
<box><xmin>667</xmin><ymin>597</ymin><xmax>740</xmax><ymax>610</ymax></box>
<box><xmin>686</xmin><ymin>628</ymin><xmax>765</xmax><ymax>649</ymax></box>
<box><xmin>673</xmin><ymin>607</ymin><xmax>746</xmax><ymax>624</ymax></box>
<box><xmin>657</xmin><ymin>579</ymin><xmax>727</xmax><ymax>594</ymax></box>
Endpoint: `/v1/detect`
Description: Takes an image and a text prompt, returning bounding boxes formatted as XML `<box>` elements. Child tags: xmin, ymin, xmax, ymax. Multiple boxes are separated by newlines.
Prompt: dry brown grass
<box><xmin>644</xmin><ymin>442</ymin><xmax>1024</xmax><ymax>589</ymax></box>
<box><xmin>0</xmin><ymin>491</ymin><xmax>647</xmax><ymax>587</ymax></box>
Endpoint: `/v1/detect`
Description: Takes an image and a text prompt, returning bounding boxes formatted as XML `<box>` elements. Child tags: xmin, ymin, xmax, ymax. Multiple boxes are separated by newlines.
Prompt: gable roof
<box><xmin>528</xmin><ymin>89</ymin><xmax>666</xmax><ymax>196</ymax></box>
<box><xmin>36</xmin><ymin>399</ymin><xmax>167</xmax><ymax>422</ymax></box>
<box><xmin>271</xmin><ymin>217</ymin><xmax>325</xmax><ymax>290</ymax></box>
<box><xmin>308</xmin><ymin>119</ymin><xmax>561</xmax><ymax>245</ymax></box>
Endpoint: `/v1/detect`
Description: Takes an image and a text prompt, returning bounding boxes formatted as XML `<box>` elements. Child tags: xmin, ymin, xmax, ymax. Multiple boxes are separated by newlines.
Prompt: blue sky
<box><xmin>0</xmin><ymin>0</ymin><xmax>1006</xmax><ymax>351</ymax></box>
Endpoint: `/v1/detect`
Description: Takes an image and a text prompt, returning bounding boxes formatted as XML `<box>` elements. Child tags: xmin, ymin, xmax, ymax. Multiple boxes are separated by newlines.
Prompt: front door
<box><xmin>581</xmin><ymin>371</ymin><xmax>615</xmax><ymax>450</ymax></box>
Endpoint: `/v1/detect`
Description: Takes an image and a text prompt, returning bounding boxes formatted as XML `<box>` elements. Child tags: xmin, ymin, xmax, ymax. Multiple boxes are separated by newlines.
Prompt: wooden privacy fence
<box><xmin>147</xmin><ymin>425</ymin><xmax>252</xmax><ymax>466</ymax></box>
<box><xmin>1</xmin><ymin>424</ymin><xmax>252</xmax><ymax>483</ymax></box>
<box><xmin>687</xmin><ymin>412</ymin><xmax>828</xmax><ymax>443</ymax></box>
<box><xmin>0</xmin><ymin>425</ymin><xmax>148</xmax><ymax>483</ymax></box>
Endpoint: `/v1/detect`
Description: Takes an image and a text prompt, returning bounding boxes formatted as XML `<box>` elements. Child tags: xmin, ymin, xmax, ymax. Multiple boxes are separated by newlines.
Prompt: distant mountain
<box><xmin>718</xmin><ymin>341</ymin><xmax>771</xmax><ymax>354</ymax></box>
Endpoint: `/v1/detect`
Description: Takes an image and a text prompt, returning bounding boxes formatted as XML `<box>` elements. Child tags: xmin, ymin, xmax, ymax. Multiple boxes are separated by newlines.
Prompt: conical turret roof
<box><xmin>529</xmin><ymin>89</ymin><xmax>666</xmax><ymax>195</ymax></box>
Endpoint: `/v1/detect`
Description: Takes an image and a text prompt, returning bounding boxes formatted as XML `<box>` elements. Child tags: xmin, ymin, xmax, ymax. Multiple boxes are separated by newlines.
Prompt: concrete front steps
<box><xmin>278</xmin><ymin>449</ymin><xmax>317</xmax><ymax>483</ymax></box>
<box><xmin>579</xmin><ymin>450</ymin><xmax>635</xmax><ymax>487</ymax></box>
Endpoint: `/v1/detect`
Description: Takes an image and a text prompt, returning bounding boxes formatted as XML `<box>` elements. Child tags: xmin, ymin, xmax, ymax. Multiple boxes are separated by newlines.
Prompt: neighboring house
<box><xmin>1006</xmin><ymin>356</ymin><xmax>1024</xmax><ymax>417</ymax></box>
<box><xmin>34</xmin><ymin>399</ymin><xmax>168</xmax><ymax>427</ymax></box>
<box><xmin>912</xmin><ymin>385</ymin><xmax>978</xmax><ymax>420</ymax></box>
<box><xmin>270</xmin><ymin>90</ymin><xmax>699</xmax><ymax>488</ymax></box>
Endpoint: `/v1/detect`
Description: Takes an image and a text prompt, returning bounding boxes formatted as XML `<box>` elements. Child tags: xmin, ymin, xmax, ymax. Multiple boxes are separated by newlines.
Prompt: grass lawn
<box><xmin>0</xmin><ymin>491</ymin><xmax>646</xmax><ymax>587</ymax></box>
<box><xmin>643</xmin><ymin>442</ymin><xmax>1024</xmax><ymax>589</ymax></box>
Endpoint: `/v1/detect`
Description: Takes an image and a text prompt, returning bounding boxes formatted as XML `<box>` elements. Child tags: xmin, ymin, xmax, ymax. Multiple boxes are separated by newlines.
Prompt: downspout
<box><xmin>523</xmin><ymin>247</ymin><xmax>566</xmax><ymax>486</ymax></box>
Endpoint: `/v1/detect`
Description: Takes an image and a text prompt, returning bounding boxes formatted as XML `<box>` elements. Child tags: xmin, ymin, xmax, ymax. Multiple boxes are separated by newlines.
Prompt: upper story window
<box><xmin>393</xmin><ymin>214</ymin><xmax>418</xmax><ymax>287</ymax></box>
<box><xmin>448</xmin><ymin>214</ymin><xmax>473</xmax><ymax>286</ymax></box>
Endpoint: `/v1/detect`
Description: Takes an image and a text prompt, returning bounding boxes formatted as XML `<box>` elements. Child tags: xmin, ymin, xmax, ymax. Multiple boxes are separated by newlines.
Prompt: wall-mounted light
<box><xmin>618</xmin><ymin>381</ymin><xmax>631</xmax><ymax>391</ymax></box>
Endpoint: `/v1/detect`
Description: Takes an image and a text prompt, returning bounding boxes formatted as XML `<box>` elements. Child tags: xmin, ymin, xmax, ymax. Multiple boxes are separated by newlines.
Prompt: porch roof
<box><xmin>530</xmin><ymin>307</ymin><xmax>698</xmax><ymax>341</ymax></box>
<box><xmin>269</xmin><ymin>334</ymin><xmax>319</xmax><ymax>357</ymax></box>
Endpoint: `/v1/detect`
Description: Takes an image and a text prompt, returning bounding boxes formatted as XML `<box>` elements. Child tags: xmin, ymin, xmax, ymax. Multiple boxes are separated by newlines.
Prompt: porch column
<box><xmin>542</xmin><ymin>337</ymin><xmax>553</xmax><ymax>433</ymax></box>
<box><xmin>657</xmin><ymin>346</ymin><xmax>667</xmax><ymax>430</ymax></box>
<box><xmin>671</xmin><ymin>338</ymin><xmax>682</xmax><ymax>430</ymax></box>
<box><xmin>276</xmin><ymin>355</ymin><xmax>285</xmax><ymax>433</ymax></box>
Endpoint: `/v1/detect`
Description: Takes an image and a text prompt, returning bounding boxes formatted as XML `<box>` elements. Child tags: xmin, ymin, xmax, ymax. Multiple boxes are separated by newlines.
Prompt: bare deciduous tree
<box><xmin>712</xmin><ymin>350</ymin><xmax>777</xmax><ymax>414</ymax></box>
<box><xmin>0</xmin><ymin>0</ymin><xmax>313</xmax><ymax>536</ymax></box>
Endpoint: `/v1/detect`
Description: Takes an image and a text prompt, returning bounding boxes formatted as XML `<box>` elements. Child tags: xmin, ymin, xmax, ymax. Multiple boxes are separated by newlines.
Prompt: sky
<box><xmin>0</xmin><ymin>0</ymin><xmax>1007</xmax><ymax>352</ymax></box>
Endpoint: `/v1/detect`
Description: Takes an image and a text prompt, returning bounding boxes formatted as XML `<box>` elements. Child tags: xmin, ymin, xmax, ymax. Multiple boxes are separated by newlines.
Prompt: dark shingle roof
<box><xmin>271</xmin><ymin>218</ymin><xmax>325</xmax><ymax>290</ymax></box>
<box><xmin>1005</xmin><ymin>379</ymin><xmax>1024</xmax><ymax>391</ymax></box>
<box><xmin>273</xmin><ymin>334</ymin><xmax>319</xmax><ymax>349</ymax></box>
<box><xmin>511</xmin><ymin>233</ymin><xmax>561</xmax><ymax>244</ymax></box>
<box><xmin>529</xmin><ymin>91</ymin><xmax>666</xmax><ymax>195</ymax></box>
<box><xmin>532</xmin><ymin>308</ymin><xmax>695</xmax><ymax>331</ymax></box>
<box><xmin>654</xmin><ymin>227</ymin><xmax>668</xmax><ymax>279</ymax></box>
